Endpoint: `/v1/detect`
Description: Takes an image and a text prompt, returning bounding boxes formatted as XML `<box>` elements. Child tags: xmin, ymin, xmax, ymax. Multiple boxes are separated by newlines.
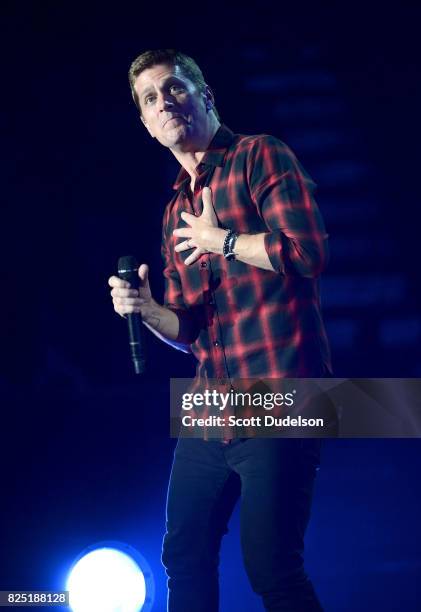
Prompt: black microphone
<box><xmin>117</xmin><ymin>255</ymin><xmax>146</xmax><ymax>375</ymax></box>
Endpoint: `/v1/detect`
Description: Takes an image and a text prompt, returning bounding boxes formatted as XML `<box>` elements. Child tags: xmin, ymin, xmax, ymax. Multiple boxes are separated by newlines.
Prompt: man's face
<box><xmin>133</xmin><ymin>63</ymin><xmax>211</xmax><ymax>150</ymax></box>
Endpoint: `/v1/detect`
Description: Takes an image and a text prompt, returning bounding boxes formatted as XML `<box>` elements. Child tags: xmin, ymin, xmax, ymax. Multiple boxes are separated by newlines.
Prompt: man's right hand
<box><xmin>109</xmin><ymin>263</ymin><xmax>190</xmax><ymax>350</ymax></box>
<box><xmin>108</xmin><ymin>263</ymin><xmax>153</xmax><ymax>318</ymax></box>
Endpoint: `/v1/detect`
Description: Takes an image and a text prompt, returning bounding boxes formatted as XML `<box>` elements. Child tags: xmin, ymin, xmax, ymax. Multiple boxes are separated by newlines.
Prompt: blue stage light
<box><xmin>66</xmin><ymin>541</ymin><xmax>154</xmax><ymax>612</ymax></box>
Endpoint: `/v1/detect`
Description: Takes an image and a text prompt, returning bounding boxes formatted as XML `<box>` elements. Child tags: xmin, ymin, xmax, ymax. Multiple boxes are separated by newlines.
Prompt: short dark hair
<box><xmin>128</xmin><ymin>48</ymin><xmax>220</xmax><ymax>119</ymax></box>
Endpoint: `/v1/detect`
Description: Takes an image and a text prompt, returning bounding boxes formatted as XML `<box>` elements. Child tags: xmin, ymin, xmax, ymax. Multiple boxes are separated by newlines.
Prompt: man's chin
<box><xmin>162</xmin><ymin>125</ymin><xmax>191</xmax><ymax>148</ymax></box>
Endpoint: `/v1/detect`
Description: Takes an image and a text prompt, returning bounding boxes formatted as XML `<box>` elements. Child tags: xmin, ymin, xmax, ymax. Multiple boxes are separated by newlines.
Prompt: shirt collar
<box><xmin>172</xmin><ymin>124</ymin><xmax>235</xmax><ymax>191</ymax></box>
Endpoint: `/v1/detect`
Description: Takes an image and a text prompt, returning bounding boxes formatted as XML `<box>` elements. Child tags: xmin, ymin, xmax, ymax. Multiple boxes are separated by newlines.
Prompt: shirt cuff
<box><xmin>168</xmin><ymin>307</ymin><xmax>199</xmax><ymax>344</ymax></box>
<box><xmin>263</xmin><ymin>230</ymin><xmax>286</xmax><ymax>274</ymax></box>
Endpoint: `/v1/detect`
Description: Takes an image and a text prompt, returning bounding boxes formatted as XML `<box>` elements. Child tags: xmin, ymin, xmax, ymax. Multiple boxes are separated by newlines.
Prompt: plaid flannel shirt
<box><xmin>162</xmin><ymin>124</ymin><xmax>331</xmax><ymax>383</ymax></box>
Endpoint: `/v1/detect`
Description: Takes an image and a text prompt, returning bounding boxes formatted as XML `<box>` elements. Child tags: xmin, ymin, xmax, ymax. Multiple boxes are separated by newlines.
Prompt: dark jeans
<box><xmin>162</xmin><ymin>437</ymin><xmax>324</xmax><ymax>611</ymax></box>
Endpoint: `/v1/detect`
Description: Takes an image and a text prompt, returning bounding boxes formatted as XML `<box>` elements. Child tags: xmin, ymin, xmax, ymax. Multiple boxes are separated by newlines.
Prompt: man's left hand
<box><xmin>173</xmin><ymin>186</ymin><xmax>225</xmax><ymax>265</ymax></box>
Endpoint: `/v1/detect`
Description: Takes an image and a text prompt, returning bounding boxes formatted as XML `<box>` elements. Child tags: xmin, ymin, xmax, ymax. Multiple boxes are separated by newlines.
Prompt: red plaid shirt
<box><xmin>162</xmin><ymin>125</ymin><xmax>332</xmax><ymax>383</ymax></box>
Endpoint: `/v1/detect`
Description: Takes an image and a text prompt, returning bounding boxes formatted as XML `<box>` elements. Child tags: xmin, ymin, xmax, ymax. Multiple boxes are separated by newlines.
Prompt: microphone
<box><xmin>117</xmin><ymin>255</ymin><xmax>146</xmax><ymax>375</ymax></box>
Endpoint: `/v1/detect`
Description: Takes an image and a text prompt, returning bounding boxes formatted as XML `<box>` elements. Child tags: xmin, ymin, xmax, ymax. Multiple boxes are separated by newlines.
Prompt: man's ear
<box><xmin>140</xmin><ymin>114</ymin><xmax>154</xmax><ymax>138</ymax></box>
<box><xmin>203</xmin><ymin>84</ymin><xmax>215</xmax><ymax>112</ymax></box>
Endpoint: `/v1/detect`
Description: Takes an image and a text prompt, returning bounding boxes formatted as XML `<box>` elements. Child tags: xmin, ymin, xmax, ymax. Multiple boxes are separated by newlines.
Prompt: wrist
<box><xmin>141</xmin><ymin>297</ymin><xmax>159</xmax><ymax>325</ymax></box>
<box><xmin>223</xmin><ymin>229</ymin><xmax>239</xmax><ymax>261</ymax></box>
<box><xmin>203</xmin><ymin>227</ymin><xmax>226</xmax><ymax>254</ymax></box>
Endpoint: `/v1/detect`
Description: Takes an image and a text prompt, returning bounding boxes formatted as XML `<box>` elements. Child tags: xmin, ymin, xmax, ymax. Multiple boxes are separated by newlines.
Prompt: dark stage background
<box><xmin>1</xmin><ymin>3</ymin><xmax>421</xmax><ymax>610</ymax></box>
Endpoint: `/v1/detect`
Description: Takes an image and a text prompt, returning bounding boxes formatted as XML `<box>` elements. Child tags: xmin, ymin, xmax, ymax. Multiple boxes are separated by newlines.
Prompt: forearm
<box><xmin>202</xmin><ymin>227</ymin><xmax>275</xmax><ymax>272</ymax></box>
<box><xmin>142</xmin><ymin>300</ymin><xmax>191</xmax><ymax>353</ymax></box>
<box><xmin>142</xmin><ymin>299</ymin><xmax>179</xmax><ymax>339</ymax></box>
<box><xmin>202</xmin><ymin>227</ymin><xmax>326</xmax><ymax>276</ymax></box>
<box><xmin>177</xmin><ymin>219</ymin><xmax>326</xmax><ymax>276</ymax></box>
<box><xmin>231</xmin><ymin>233</ymin><xmax>275</xmax><ymax>271</ymax></box>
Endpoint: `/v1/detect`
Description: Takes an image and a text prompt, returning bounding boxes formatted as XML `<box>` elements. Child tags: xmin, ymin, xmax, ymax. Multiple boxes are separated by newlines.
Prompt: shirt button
<box><xmin>200</xmin><ymin>261</ymin><xmax>207</xmax><ymax>268</ymax></box>
<box><xmin>213</xmin><ymin>340</ymin><xmax>220</xmax><ymax>347</ymax></box>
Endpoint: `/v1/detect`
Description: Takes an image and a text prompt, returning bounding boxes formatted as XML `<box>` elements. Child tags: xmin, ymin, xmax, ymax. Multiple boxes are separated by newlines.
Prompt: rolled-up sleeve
<box><xmin>249</xmin><ymin>136</ymin><xmax>329</xmax><ymax>277</ymax></box>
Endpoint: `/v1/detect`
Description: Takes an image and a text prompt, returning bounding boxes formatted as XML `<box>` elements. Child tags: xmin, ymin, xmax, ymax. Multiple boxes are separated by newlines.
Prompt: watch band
<box><xmin>223</xmin><ymin>229</ymin><xmax>239</xmax><ymax>261</ymax></box>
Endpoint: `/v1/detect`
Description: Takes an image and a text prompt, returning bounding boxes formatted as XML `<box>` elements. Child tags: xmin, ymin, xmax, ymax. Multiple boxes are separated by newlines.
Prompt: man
<box><xmin>109</xmin><ymin>49</ymin><xmax>331</xmax><ymax>611</ymax></box>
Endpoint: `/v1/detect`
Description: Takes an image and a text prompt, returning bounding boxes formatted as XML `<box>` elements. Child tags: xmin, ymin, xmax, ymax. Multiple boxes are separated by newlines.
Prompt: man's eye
<box><xmin>145</xmin><ymin>95</ymin><xmax>156</xmax><ymax>105</ymax></box>
<box><xmin>170</xmin><ymin>85</ymin><xmax>184</xmax><ymax>94</ymax></box>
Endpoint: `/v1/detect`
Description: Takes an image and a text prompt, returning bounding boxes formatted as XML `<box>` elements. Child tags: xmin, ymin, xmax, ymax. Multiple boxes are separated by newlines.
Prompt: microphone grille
<box><xmin>117</xmin><ymin>255</ymin><xmax>139</xmax><ymax>284</ymax></box>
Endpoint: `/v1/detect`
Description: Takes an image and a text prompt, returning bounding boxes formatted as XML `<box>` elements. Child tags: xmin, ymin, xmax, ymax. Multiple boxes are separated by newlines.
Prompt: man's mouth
<box><xmin>163</xmin><ymin>115</ymin><xmax>185</xmax><ymax>127</ymax></box>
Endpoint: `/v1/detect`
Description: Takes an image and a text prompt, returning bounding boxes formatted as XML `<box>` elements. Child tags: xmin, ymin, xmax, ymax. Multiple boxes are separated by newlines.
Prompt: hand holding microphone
<box><xmin>108</xmin><ymin>256</ymin><xmax>150</xmax><ymax>374</ymax></box>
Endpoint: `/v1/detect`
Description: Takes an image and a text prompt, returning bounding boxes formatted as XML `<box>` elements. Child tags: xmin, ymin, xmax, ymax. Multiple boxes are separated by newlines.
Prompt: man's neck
<box><xmin>171</xmin><ymin>120</ymin><xmax>220</xmax><ymax>190</ymax></box>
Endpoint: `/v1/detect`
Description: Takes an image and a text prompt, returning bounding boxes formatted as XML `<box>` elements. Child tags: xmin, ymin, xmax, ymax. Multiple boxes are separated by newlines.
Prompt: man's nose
<box><xmin>157</xmin><ymin>93</ymin><xmax>175</xmax><ymax>112</ymax></box>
